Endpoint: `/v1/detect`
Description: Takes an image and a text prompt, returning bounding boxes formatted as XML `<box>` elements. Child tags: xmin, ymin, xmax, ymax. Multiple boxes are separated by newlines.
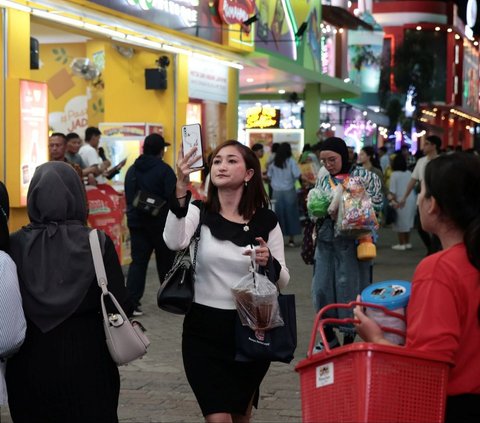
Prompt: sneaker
<box><xmin>391</xmin><ymin>244</ymin><xmax>406</xmax><ymax>251</ymax></box>
<box><xmin>405</xmin><ymin>243</ymin><xmax>412</xmax><ymax>250</ymax></box>
<box><xmin>132</xmin><ymin>307</ymin><xmax>143</xmax><ymax>317</ymax></box>
<box><xmin>313</xmin><ymin>337</ymin><xmax>340</xmax><ymax>353</ymax></box>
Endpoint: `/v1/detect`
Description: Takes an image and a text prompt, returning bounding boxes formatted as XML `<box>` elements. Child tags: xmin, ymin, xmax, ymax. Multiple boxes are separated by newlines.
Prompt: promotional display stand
<box><xmin>86</xmin><ymin>184</ymin><xmax>130</xmax><ymax>265</ymax></box>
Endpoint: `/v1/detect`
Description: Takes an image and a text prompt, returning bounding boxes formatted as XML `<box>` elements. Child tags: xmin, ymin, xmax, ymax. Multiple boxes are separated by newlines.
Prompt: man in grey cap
<box><xmin>124</xmin><ymin>133</ymin><xmax>176</xmax><ymax>315</ymax></box>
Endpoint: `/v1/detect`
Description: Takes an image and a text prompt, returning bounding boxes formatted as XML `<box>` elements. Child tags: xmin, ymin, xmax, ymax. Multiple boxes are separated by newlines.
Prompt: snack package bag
<box><xmin>307</xmin><ymin>187</ymin><xmax>332</xmax><ymax>218</ymax></box>
<box><xmin>336</xmin><ymin>177</ymin><xmax>379</xmax><ymax>237</ymax></box>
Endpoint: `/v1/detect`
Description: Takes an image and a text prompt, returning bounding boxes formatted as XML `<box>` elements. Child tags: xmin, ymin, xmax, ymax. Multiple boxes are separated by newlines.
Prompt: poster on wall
<box><xmin>245</xmin><ymin>128</ymin><xmax>304</xmax><ymax>156</ymax></box>
<box><xmin>348</xmin><ymin>29</ymin><xmax>384</xmax><ymax>93</ymax></box>
<box><xmin>20</xmin><ymin>80</ymin><xmax>49</xmax><ymax>206</ymax></box>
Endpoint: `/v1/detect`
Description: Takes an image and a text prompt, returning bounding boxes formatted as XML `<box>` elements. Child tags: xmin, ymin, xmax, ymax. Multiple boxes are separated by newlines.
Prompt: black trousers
<box><xmin>126</xmin><ymin>226</ymin><xmax>175</xmax><ymax>308</ymax></box>
<box><xmin>445</xmin><ymin>394</ymin><xmax>480</xmax><ymax>423</ymax></box>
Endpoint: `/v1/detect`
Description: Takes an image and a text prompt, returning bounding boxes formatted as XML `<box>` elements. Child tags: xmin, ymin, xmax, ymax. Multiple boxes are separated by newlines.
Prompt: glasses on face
<box><xmin>320</xmin><ymin>156</ymin><xmax>338</xmax><ymax>166</ymax></box>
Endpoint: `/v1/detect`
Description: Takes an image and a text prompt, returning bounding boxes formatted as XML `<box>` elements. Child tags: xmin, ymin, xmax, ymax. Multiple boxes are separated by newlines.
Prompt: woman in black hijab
<box><xmin>6</xmin><ymin>162</ymin><xmax>132</xmax><ymax>423</ymax></box>
<box><xmin>308</xmin><ymin>137</ymin><xmax>384</xmax><ymax>350</ymax></box>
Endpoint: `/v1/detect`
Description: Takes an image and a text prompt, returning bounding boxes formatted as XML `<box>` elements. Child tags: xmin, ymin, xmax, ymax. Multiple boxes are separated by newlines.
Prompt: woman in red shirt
<box><xmin>355</xmin><ymin>153</ymin><xmax>480</xmax><ymax>423</ymax></box>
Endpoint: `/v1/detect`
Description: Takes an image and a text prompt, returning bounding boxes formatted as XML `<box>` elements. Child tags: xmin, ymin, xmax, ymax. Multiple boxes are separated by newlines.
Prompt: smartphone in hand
<box><xmin>181</xmin><ymin>123</ymin><xmax>204</xmax><ymax>170</ymax></box>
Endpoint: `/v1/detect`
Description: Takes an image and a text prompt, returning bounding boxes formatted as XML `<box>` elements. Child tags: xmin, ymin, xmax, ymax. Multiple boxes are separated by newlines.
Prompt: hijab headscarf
<box><xmin>10</xmin><ymin>162</ymin><xmax>96</xmax><ymax>333</ymax></box>
<box><xmin>320</xmin><ymin>137</ymin><xmax>351</xmax><ymax>175</ymax></box>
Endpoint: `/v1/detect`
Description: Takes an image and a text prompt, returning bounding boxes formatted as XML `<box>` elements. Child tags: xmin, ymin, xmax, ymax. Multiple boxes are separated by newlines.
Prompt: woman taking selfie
<box><xmin>355</xmin><ymin>153</ymin><xmax>480</xmax><ymax>422</ymax></box>
<box><xmin>164</xmin><ymin>140</ymin><xmax>290</xmax><ymax>423</ymax></box>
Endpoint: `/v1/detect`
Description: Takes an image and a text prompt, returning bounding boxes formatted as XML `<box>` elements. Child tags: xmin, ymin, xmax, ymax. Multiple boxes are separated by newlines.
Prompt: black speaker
<box><xmin>145</xmin><ymin>68</ymin><xmax>167</xmax><ymax>90</ymax></box>
<box><xmin>30</xmin><ymin>37</ymin><xmax>39</xmax><ymax>70</ymax></box>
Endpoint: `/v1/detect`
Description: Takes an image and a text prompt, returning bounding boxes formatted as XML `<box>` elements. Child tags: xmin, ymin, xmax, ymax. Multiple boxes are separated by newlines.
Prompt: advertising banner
<box><xmin>255</xmin><ymin>0</ymin><xmax>321</xmax><ymax>70</ymax></box>
<box><xmin>20</xmin><ymin>80</ymin><xmax>49</xmax><ymax>206</ymax></box>
<box><xmin>462</xmin><ymin>41</ymin><xmax>479</xmax><ymax>113</ymax></box>
<box><xmin>188</xmin><ymin>57</ymin><xmax>228</xmax><ymax>102</ymax></box>
<box><xmin>348</xmin><ymin>29</ymin><xmax>384</xmax><ymax>93</ymax></box>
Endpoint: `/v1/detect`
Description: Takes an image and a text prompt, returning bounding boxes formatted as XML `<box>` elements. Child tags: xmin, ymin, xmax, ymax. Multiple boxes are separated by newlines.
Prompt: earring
<box><xmin>244</xmin><ymin>181</ymin><xmax>248</xmax><ymax>187</ymax></box>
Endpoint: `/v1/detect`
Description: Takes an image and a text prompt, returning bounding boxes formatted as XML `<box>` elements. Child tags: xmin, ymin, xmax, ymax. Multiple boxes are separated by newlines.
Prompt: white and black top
<box><xmin>0</xmin><ymin>251</ymin><xmax>26</xmax><ymax>405</ymax></box>
<box><xmin>163</xmin><ymin>200</ymin><xmax>290</xmax><ymax>310</ymax></box>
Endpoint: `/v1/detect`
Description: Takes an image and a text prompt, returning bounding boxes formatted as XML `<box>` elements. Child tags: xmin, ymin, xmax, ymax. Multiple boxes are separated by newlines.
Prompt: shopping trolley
<box><xmin>295</xmin><ymin>302</ymin><xmax>451</xmax><ymax>423</ymax></box>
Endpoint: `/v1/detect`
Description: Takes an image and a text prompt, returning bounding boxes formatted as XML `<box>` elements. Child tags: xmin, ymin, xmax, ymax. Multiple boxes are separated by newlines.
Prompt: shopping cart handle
<box><xmin>307</xmin><ymin>301</ymin><xmax>407</xmax><ymax>357</ymax></box>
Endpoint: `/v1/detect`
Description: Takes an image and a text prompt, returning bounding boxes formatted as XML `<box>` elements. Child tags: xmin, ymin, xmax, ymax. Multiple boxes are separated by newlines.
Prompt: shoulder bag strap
<box><xmin>89</xmin><ymin>229</ymin><xmax>109</xmax><ymax>296</ymax></box>
<box><xmin>190</xmin><ymin>208</ymin><xmax>203</xmax><ymax>270</ymax></box>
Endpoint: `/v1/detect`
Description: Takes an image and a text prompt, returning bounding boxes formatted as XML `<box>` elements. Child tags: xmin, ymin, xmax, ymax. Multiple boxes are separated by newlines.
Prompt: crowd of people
<box><xmin>0</xmin><ymin>132</ymin><xmax>479</xmax><ymax>422</ymax></box>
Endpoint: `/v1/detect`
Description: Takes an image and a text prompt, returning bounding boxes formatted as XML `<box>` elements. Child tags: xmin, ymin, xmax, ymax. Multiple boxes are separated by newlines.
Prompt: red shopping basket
<box><xmin>295</xmin><ymin>302</ymin><xmax>451</xmax><ymax>423</ymax></box>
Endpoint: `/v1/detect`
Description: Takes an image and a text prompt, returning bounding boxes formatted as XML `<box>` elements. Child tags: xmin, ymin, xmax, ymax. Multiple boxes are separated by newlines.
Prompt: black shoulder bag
<box><xmin>131</xmin><ymin>166</ymin><xmax>166</xmax><ymax>217</ymax></box>
<box><xmin>156</xmin><ymin>212</ymin><xmax>202</xmax><ymax>314</ymax></box>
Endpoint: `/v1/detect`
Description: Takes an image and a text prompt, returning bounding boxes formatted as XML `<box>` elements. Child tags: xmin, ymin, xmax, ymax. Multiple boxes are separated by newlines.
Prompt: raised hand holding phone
<box><xmin>181</xmin><ymin>124</ymin><xmax>204</xmax><ymax>169</ymax></box>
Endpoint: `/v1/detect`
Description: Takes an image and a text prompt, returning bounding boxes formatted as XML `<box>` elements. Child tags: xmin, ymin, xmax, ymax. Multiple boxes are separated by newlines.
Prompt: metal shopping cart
<box><xmin>295</xmin><ymin>302</ymin><xmax>451</xmax><ymax>423</ymax></box>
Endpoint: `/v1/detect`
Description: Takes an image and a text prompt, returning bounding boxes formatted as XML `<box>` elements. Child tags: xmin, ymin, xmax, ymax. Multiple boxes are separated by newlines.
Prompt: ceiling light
<box><xmin>474</xmin><ymin>41</ymin><xmax>479</xmax><ymax>46</ymax></box>
<box><xmin>435</xmin><ymin>26</ymin><xmax>441</xmax><ymax>31</ymax></box>
<box><xmin>455</xmin><ymin>34</ymin><xmax>461</xmax><ymax>40</ymax></box>
<box><xmin>416</xmin><ymin>26</ymin><xmax>422</xmax><ymax>31</ymax></box>
<box><xmin>83</xmin><ymin>23</ymin><xmax>125</xmax><ymax>38</ymax></box>
<box><xmin>32</xmin><ymin>9</ymin><xmax>84</xmax><ymax>27</ymax></box>
<box><xmin>125</xmin><ymin>35</ymin><xmax>163</xmax><ymax>49</ymax></box>
<box><xmin>0</xmin><ymin>0</ymin><xmax>31</xmax><ymax>12</ymax></box>
<box><xmin>447</xmin><ymin>28</ymin><xmax>453</xmax><ymax>32</ymax></box>
<box><xmin>161</xmin><ymin>44</ymin><xmax>192</xmax><ymax>55</ymax></box>
<box><xmin>339</xmin><ymin>28</ymin><xmax>344</xmax><ymax>34</ymax></box>
<box><xmin>246</xmin><ymin>77</ymin><xmax>254</xmax><ymax>83</ymax></box>
<box><xmin>278</xmin><ymin>89</ymin><xmax>286</xmax><ymax>94</ymax></box>
<box><xmin>192</xmin><ymin>53</ymin><xmax>243</xmax><ymax>69</ymax></box>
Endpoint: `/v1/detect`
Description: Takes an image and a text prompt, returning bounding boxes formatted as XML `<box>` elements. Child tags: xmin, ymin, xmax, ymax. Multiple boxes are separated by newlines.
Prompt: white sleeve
<box><xmin>79</xmin><ymin>146</ymin><xmax>100</xmax><ymax>168</ymax></box>
<box><xmin>389</xmin><ymin>173</ymin><xmax>397</xmax><ymax>195</ymax></box>
<box><xmin>163</xmin><ymin>204</ymin><xmax>201</xmax><ymax>251</ymax></box>
<box><xmin>411</xmin><ymin>159</ymin><xmax>422</xmax><ymax>181</ymax></box>
<box><xmin>0</xmin><ymin>254</ymin><xmax>26</xmax><ymax>358</ymax></box>
<box><xmin>267</xmin><ymin>223</ymin><xmax>290</xmax><ymax>290</ymax></box>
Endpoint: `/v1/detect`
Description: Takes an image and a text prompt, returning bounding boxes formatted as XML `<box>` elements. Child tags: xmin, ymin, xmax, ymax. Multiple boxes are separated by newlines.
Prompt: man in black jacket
<box><xmin>124</xmin><ymin>133</ymin><xmax>176</xmax><ymax>315</ymax></box>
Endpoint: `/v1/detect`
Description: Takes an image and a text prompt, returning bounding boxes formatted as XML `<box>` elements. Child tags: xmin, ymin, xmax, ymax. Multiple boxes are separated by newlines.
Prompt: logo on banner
<box><xmin>218</xmin><ymin>0</ymin><xmax>255</xmax><ymax>25</ymax></box>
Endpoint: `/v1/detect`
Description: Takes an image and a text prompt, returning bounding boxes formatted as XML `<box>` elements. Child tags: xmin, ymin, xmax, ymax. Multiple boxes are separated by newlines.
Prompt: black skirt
<box><xmin>182</xmin><ymin>303</ymin><xmax>270</xmax><ymax>417</ymax></box>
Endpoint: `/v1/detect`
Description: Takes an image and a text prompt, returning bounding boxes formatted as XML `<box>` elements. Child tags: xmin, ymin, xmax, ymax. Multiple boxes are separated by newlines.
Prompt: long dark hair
<box><xmin>206</xmin><ymin>140</ymin><xmax>269</xmax><ymax>220</ymax></box>
<box><xmin>0</xmin><ymin>182</ymin><xmax>10</xmax><ymax>252</ymax></box>
<box><xmin>361</xmin><ymin>146</ymin><xmax>381</xmax><ymax>170</ymax></box>
<box><xmin>392</xmin><ymin>153</ymin><xmax>407</xmax><ymax>172</ymax></box>
<box><xmin>424</xmin><ymin>153</ymin><xmax>480</xmax><ymax>271</ymax></box>
<box><xmin>273</xmin><ymin>143</ymin><xmax>292</xmax><ymax>168</ymax></box>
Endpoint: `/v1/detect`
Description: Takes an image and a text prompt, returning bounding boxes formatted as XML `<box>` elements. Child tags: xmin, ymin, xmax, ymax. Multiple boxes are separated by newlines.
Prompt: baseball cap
<box><xmin>143</xmin><ymin>133</ymin><xmax>170</xmax><ymax>155</ymax></box>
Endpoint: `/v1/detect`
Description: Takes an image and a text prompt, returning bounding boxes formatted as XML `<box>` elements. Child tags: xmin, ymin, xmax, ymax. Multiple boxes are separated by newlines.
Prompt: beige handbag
<box><xmin>89</xmin><ymin>230</ymin><xmax>150</xmax><ymax>366</ymax></box>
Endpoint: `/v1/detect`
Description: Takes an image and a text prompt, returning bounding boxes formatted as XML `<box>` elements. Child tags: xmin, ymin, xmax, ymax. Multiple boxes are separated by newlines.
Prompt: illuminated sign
<box><xmin>125</xmin><ymin>0</ymin><xmax>198</xmax><ymax>26</ymax></box>
<box><xmin>246</xmin><ymin>106</ymin><xmax>280</xmax><ymax>129</ymax></box>
<box><xmin>218</xmin><ymin>0</ymin><xmax>255</xmax><ymax>25</ymax></box>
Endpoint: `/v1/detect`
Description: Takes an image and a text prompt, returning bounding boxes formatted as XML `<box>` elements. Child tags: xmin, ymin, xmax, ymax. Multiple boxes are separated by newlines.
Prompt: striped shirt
<box><xmin>0</xmin><ymin>250</ymin><xmax>26</xmax><ymax>405</ymax></box>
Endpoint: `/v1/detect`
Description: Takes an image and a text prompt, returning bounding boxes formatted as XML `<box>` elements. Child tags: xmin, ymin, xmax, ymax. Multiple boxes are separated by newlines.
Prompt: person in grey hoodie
<box><xmin>124</xmin><ymin>133</ymin><xmax>176</xmax><ymax>315</ymax></box>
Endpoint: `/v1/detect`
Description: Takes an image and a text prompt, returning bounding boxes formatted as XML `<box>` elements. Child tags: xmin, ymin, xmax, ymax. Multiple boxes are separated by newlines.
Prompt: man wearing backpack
<box><xmin>124</xmin><ymin>133</ymin><xmax>176</xmax><ymax>316</ymax></box>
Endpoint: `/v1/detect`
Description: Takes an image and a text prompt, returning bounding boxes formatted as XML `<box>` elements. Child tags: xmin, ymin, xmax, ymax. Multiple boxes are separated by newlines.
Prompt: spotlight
<box><xmin>242</xmin><ymin>14</ymin><xmax>258</xmax><ymax>26</ymax></box>
<box><xmin>295</xmin><ymin>22</ymin><xmax>308</xmax><ymax>38</ymax></box>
